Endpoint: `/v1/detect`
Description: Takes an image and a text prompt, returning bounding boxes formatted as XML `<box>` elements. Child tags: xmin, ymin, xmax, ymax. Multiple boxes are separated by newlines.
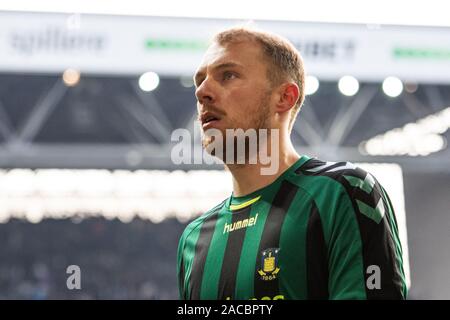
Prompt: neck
<box><xmin>226</xmin><ymin>137</ymin><xmax>300</xmax><ymax>197</ymax></box>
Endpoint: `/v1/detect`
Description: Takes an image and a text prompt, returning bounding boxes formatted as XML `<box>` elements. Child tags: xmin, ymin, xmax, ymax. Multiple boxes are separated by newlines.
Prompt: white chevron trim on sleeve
<box><xmin>326</xmin><ymin>162</ymin><xmax>357</xmax><ymax>173</ymax></box>
<box><xmin>305</xmin><ymin>161</ymin><xmax>337</xmax><ymax>173</ymax></box>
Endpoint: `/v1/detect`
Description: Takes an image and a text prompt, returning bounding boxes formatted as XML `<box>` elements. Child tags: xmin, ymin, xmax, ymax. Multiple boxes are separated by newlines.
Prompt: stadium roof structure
<box><xmin>0</xmin><ymin>73</ymin><xmax>448</xmax><ymax>173</ymax></box>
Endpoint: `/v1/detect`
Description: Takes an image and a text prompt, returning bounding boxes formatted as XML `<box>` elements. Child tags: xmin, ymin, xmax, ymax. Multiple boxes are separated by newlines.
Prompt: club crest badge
<box><xmin>257</xmin><ymin>248</ymin><xmax>280</xmax><ymax>281</ymax></box>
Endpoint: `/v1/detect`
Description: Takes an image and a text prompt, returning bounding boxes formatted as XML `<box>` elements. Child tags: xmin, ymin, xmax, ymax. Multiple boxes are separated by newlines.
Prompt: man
<box><xmin>177</xmin><ymin>27</ymin><xmax>407</xmax><ymax>300</ymax></box>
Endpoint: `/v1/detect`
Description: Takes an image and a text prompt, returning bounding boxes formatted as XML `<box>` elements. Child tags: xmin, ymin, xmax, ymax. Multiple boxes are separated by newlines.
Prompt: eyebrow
<box><xmin>194</xmin><ymin>62</ymin><xmax>244</xmax><ymax>87</ymax></box>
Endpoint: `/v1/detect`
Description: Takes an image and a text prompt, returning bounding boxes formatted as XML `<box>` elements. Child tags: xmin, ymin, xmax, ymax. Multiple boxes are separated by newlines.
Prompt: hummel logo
<box><xmin>223</xmin><ymin>214</ymin><xmax>259</xmax><ymax>234</ymax></box>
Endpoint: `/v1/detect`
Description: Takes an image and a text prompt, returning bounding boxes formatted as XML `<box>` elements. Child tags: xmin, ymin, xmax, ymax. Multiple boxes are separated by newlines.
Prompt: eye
<box><xmin>223</xmin><ymin>71</ymin><xmax>237</xmax><ymax>81</ymax></box>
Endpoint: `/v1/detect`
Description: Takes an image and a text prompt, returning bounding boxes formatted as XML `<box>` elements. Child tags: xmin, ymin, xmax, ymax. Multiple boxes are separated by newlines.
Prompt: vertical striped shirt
<box><xmin>177</xmin><ymin>155</ymin><xmax>407</xmax><ymax>300</ymax></box>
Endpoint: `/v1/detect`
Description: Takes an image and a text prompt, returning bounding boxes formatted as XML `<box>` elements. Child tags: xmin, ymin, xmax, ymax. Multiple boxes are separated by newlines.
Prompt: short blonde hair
<box><xmin>213</xmin><ymin>27</ymin><xmax>306</xmax><ymax>132</ymax></box>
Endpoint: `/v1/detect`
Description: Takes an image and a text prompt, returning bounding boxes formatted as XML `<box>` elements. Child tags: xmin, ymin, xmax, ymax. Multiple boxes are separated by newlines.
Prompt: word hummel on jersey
<box><xmin>177</xmin><ymin>155</ymin><xmax>407</xmax><ymax>300</ymax></box>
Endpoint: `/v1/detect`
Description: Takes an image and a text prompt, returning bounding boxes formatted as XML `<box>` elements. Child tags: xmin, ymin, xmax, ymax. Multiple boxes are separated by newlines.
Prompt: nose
<box><xmin>195</xmin><ymin>76</ymin><xmax>216</xmax><ymax>105</ymax></box>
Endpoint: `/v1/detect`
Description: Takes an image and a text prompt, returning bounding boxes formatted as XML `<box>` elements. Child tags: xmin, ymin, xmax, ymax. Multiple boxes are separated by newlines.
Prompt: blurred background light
<box><xmin>305</xmin><ymin>75</ymin><xmax>319</xmax><ymax>95</ymax></box>
<box><xmin>361</xmin><ymin>107</ymin><xmax>450</xmax><ymax>156</ymax></box>
<box><xmin>180</xmin><ymin>76</ymin><xmax>194</xmax><ymax>88</ymax></box>
<box><xmin>338</xmin><ymin>75</ymin><xmax>359</xmax><ymax>96</ymax></box>
<box><xmin>138</xmin><ymin>71</ymin><xmax>160</xmax><ymax>92</ymax></box>
<box><xmin>62</xmin><ymin>68</ymin><xmax>80</xmax><ymax>87</ymax></box>
<box><xmin>404</xmin><ymin>82</ymin><xmax>419</xmax><ymax>93</ymax></box>
<box><xmin>382</xmin><ymin>76</ymin><xmax>403</xmax><ymax>97</ymax></box>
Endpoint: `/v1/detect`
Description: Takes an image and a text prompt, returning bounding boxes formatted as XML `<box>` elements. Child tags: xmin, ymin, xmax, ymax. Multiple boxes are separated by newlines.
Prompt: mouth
<box><xmin>200</xmin><ymin>112</ymin><xmax>222</xmax><ymax>129</ymax></box>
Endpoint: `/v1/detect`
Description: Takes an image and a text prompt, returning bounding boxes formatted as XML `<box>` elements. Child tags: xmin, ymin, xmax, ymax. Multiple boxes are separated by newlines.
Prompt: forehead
<box><xmin>195</xmin><ymin>41</ymin><xmax>266</xmax><ymax>75</ymax></box>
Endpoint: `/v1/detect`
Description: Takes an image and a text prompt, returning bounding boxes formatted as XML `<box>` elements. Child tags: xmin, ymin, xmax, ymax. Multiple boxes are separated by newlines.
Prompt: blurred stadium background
<box><xmin>0</xmin><ymin>1</ymin><xmax>449</xmax><ymax>299</ymax></box>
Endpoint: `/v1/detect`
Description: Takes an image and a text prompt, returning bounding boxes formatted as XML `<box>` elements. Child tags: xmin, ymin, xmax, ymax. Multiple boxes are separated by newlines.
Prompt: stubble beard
<box><xmin>201</xmin><ymin>92</ymin><xmax>272</xmax><ymax>165</ymax></box>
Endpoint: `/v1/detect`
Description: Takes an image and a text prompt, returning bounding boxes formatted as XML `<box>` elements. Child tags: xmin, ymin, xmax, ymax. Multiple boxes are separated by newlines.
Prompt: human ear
<box><xmin>275</xmin><ymin>83</ymin><xmax>299</xmax><ymax>114</ymax></box>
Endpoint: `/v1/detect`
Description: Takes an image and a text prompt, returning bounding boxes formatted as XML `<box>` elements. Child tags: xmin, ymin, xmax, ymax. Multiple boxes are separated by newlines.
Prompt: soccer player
<box><xmin>177</xmin><ymin>27</ymin><xmax>407</xmax><ymax>300</ymax></box>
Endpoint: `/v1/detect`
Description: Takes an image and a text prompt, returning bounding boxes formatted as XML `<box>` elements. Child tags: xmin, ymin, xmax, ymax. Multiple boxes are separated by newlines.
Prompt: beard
<box><xmin>201</xmin><ymin>92</ymin><xmax>271</xmax><ymax>164</ymax></box>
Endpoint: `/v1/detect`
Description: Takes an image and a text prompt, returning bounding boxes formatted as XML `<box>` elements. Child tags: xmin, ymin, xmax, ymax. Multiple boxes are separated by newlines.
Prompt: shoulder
<box><xmin>295</xmin><ymin>157</ymin><xmax>380</xmax><ymax>194</ymax></box>
<box><xmin>297</xmin><ymin>158</ymin><xmax>368</xmax><ymax>180</ymax></box>
<box><xmin>295</xmin><ymin>157</ymin><xmax>388</xmax><ymax>224</ymax></box>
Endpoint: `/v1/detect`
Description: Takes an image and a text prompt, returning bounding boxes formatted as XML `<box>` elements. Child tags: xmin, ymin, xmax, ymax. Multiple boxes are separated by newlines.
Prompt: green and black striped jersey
<box><xmin>177</xmin><ymin>155</ymin><xmax>407</xmax><ymax>300</ymax></box>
